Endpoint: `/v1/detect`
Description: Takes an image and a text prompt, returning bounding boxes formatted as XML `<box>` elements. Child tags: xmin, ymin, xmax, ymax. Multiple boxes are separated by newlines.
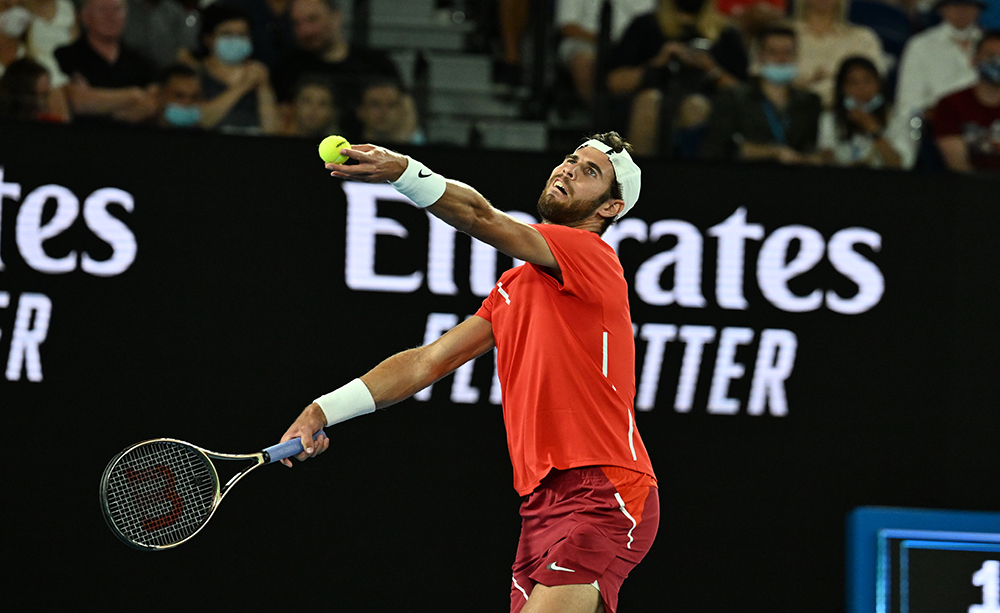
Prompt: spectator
<box><xmin>156</xmin><ymin>62</ymin><xmax>202</xmax><ymax>128</ymax></box>
<box><xmin>271</xmin><ymin>0</ymin><xmax>399</xmax><ymax>134</ymax></box>
<box><xmin>229</xmin><ymin>0</ymin><xmax>296</xmax><ymax>67</ymax></box>
<box><xmin>24</xmin><ymin>0</ymin><xmax>77</xmax><ymax>88</ymax></box>
<box><xmin>280</xmin><ymin>74</ymin><xmax>338</xmax><ymax>137</ymax></box>
<box><xmin>791</xmin><ymin>0</ymin><xmax>887</xmax><ymax>108</ymax></box>
<box><xmin>818</xmin><ymin>55</ymin><xmax>903</xmax><ymax>167</ymax></box>
<box><xmin>494</xmin><ymin>0</ymin><xmax>531</xmax><ymax>89</ymax></box>
<box><xmin>887</xmin><ymin>0</ymin><xmax>984</xmax><ymax>168</ymax></box>
<box><xmin>54</xmin><ymin>0</ymin><xmax>160</xmax><ymax>125</ymax></box>
<box><xmin>122</xmin><ymin>0</ymin><xmax>199</xmax><ymax>71</ymax></box>
<box><xmin>701</xmin><ymin>24</ymin><xmax>824</xmax><ymax>162</ymax></box>
<box><xmin>0</xmin><ymin>55</ymin><xmax>65</xmax><ymax>120</ymax></box>
<box><xmin>555</xmin><ymin>0</ymin><xmax>655</xmax><ymax>104</ymax></box>
<box><xmin>933</xmin><ymin>29</ymin><xmax>1000</xmax><ymax>172</ymax></box>
<box><xmin>194</xmin><ymin>2</ymin><xmax>279</xmax><ymax>134</ymax></box>
<box><xmin>355</xmin><ymin>77</ymin><xmax>426</xmax><ymax>145</ymax></box>
<box><xmin>607</xmin><ymin>0</ymin><xmax>750</xmax><ymax>156</ymax></box>
<box><xmin>1</xmin><ymin>0</ymin><xmax>30</xmax><ymax>78</ymax></box>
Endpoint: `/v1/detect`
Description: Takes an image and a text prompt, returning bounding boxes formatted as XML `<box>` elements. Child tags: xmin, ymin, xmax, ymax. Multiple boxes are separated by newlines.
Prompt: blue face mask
<box><xmin>214</xmin><ymin>35</ymin><xmax>253</xmax><ymax>64</ymax></box>
<box><xmin>759</xmin><ymin>63</ymin><xmax>798</xmax><ymax>85</ymax></box>
<box><xmin>844</xmin><ymin>93</ymin><xmax>884</xmax><ymax>113</ymax></box>
<box><xmin>979</xmin><ymin>57</ymin><xmax>1000</xmax><ymax>85</ymax></box>
<box><xmin>164</xmin><ymin>103</ymin><xmax>202</xmax><ymax>127</ymax></box>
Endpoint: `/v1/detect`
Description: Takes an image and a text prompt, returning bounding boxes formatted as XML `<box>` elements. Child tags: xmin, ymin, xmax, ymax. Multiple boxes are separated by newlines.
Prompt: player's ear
<box><xmin>599</xmin><ymin>199</ymin><xmax>625</xmax><ymax>220</ymax></box>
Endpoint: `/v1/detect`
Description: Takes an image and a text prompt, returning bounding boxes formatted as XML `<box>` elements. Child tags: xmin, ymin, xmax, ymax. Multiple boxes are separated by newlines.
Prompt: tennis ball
<box><xmin>318</xmin><ymin>135</ymin><xmax>351</xmax><ymax>164</ymax></box>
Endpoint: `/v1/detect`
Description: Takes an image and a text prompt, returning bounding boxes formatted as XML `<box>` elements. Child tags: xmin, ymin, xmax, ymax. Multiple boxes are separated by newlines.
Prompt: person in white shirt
<box><xmin>791</xmin><ymin>0</ymin><xmax>887</xmax><ymax>108</ymax></box>
<box><xmin>555</xmin><ymin>0</ymin><xmax>655</xmax><ymax>104</ymax></box>
<box><xmin>886</xmin><ymin>0</ymin><xmax>984</xmax><ymax>168</ymax></box>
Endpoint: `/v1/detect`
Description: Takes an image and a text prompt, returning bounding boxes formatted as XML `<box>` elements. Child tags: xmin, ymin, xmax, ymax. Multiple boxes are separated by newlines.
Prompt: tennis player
<box><xmin>279</xmin><ymin>132</ymin><xmax>658</xmax><ymax>613</ymax></box>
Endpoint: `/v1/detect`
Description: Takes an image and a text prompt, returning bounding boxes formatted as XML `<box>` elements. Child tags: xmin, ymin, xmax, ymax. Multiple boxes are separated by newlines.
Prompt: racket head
<box><xmin>100</xmin><ymin>439</ymin><xmax>221</xmax><ymax>550</ymax></box>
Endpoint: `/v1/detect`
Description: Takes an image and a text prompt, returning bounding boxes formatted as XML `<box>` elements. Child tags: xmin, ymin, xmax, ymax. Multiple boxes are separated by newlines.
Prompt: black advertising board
<box><xmin>2</xmin><ymin>121</ymin><xmax>997</xmax><ymax>611</ymax></box>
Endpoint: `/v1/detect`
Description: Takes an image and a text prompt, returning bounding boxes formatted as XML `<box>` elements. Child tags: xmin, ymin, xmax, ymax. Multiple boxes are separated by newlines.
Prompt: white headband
<box><xmin>577</xmin><ymin>139</ymin><xmax>641</xmax><ymax>220</ymax></box>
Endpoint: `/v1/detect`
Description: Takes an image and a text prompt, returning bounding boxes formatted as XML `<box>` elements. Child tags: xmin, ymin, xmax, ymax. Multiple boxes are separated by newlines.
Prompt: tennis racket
<box><xmin>100</xmin><ymin>431</ymin><xmax>325</xmax><ymax>550</ymax></box>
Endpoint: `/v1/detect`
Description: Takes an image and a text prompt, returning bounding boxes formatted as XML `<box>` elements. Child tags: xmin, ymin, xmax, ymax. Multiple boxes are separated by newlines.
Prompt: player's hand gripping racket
<box><xmin>100</xmin><ymin>431</ymin><xmax>325</xmax><ymax>550</ymax></box>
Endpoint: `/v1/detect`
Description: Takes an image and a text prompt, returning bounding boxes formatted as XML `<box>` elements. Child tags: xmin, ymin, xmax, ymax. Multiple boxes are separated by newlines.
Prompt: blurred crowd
<box><xmin>0</xmin><ymin>0</ymin><xmax>997</xmax><ymax>174</ymax></box>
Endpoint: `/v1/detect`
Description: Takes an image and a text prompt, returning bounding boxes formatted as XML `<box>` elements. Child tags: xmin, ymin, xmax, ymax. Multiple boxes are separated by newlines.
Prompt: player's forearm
<box><xmin>359</xmin><ymin>346</ymin><xmax>446</xmax><ymax>409</ymax></box>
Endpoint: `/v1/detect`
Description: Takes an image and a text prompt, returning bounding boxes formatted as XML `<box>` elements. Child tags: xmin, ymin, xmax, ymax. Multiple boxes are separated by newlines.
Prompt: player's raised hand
<box><xmin>325</xmin><ymin>144</ymin><xmax>409</xmax><ymax>183</ymax></box>
<box><xmin>278</xmin><ymin>403</ymin><xmax>329</xmax><ymax>467</ymax></box>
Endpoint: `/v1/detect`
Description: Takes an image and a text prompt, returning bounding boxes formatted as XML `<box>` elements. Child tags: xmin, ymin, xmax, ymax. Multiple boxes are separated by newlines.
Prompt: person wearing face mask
<box><xmin>155</xmin><ymin>62</ymin><xmax>203</xmax><ymax>128</ymax></box>
<box><xmin>887</xmin><ymin>0</ymin><xmax>985</xmax><ymax>168</ymax></box>
<box><xmin>194</xmin><ymin>2</ymin><xmax>278</xmax><ymax>134</ymax></box>
<box><xmin>933</xmin><ymin>30</ymin><xmax>1000</xmax><ymax>172</ymax></box>
<box><xmin>818</xmin><ymin>55</ymin><xmax>902</xmax><ymax>167</ymax></box>
<box><xmin>606</xmin><ymin>0</ymin><xmax>750</xmax><ymax>156</ymax></box>
<box><xmin>700</xmin><ymin>24</ymin><xmax>824</xmax><ymax>162</ymax></box>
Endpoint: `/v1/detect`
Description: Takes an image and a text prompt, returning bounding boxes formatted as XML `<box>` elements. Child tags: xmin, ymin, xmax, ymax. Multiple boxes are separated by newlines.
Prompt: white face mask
<box><xmin>0</xmin><ymin>5</ymin><xmax>32</xmax><ymax>39</ymax></box>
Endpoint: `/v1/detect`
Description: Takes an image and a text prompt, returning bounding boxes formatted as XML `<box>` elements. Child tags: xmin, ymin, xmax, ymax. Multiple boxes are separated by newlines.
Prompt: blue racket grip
<box><xmin>263</xmin><ymin>430</ymin><xmax>327</xmax><ymax>464</ymax></box>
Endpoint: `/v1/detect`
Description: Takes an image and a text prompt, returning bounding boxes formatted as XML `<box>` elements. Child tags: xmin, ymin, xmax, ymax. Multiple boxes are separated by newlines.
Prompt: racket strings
<box><xmin>104</xmin><ymin>441</ymin><xmax>217</xmax><ymax>548</ymax></box>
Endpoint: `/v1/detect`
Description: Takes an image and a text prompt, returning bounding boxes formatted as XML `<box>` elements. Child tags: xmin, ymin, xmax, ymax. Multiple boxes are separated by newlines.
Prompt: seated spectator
<box><xmin>701</xmin><ymin>24</ymin><xmax>824</xmax><ymax>162</ymax></box>
<box><xmin>0</xmin><ymin>55</ymin><xmax>66</xmax><ymax>120</ymax></box>
<box><xmin>1</xmin><ymin>0</ymin><xmax>31</xmax><ymax>78</ymax></box>
<box><xmin>791</xmin><ymin>0</ymin><xmax>887</xmax><ymax>108</ymax></box>
<box><xmin>55</xmin><ymin>0</ymin><xmax>160</xmax><ymax>125</ymax></box>
<box><xmin>355</xmin><ymin>77</ymin><xmax>425</xmax><ymax>146</ymax></box>
<box><xmin>122</xmin><ymin>0</ymin><xmax>199</xmax><ymax>71</ymax></box>
<box><xmin>156</xmin><ymin>62</ymin><xmax>202</xmax><ymax>128</ymax></box>
<box><xmin>607</xmin><ymin>0</ymin><xmax>750</xmax><ymax>156</ymax></box>
<box><xmin>194</xmin><ymin>2</ymin><xmax>279</xmax><ymax>134</ymax></box>
<box><xmin>933</xmin><ymin>29</ymin><xmax>1000</xmax><ymax>172</ymax></box>
<box><xmin>229</xmin><ymin>0</ymin><xmax>296</xmax><ymax>68</ymax></box>
<box><xmin>555</xmin><ymin>0</ymin><xmax>655</xmax><ymax>105</ymax></box>
<box><xmin>280</xmin><ymin>74</ymin><xmax>338</xmax><ymax>137</ymax></box>
<box><xmin>272</xmin><ymin>0</ymin><xmax>399</xmax><ymax>135</ymax></box>
<box><xmin>24</xmin><ymin>0</ymin><xmax>77</xmax><ymax>88</ymax></box>
<box><xmin>886</xmin><ymin>0</ymin><xmax>985</xmax><ymax>168</ymax></box>
<box><xmin>818</xmin><ymin>55</ymin><xmax>903</xmax><ymax>167</ymax></box>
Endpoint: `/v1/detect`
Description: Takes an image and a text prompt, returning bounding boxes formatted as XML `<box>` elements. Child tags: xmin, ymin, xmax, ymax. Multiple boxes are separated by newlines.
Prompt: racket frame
<box><xmin>100</xmin><ymin>438</ymin><xmax>268</xmax><ymax>551</ymax></box>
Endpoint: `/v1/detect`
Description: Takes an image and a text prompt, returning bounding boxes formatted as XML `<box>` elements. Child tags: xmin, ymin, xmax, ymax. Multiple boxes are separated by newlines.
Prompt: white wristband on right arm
<box><xmin>313</xmin><ymin>378</ymin><xmax>376</xmax><ymax>427</ymax></box>
<box><xmin>389</xmin><ymin>156</ymin><xmax>447</xmax><ymax>208</ymax></box>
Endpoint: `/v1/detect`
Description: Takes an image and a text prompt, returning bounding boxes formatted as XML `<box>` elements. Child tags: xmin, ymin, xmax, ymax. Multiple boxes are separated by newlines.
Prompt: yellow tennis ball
<box><xmin>318</xmin><ymin>135</ymin><xmax>351</xmax><ymax>164</ymax></box>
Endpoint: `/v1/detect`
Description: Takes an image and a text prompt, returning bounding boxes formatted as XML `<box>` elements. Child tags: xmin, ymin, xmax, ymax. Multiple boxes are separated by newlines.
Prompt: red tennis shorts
<box><xmin>509</xmin><ymin>466</ymin><xmax>659</xmax><ymax>613</ymax></box>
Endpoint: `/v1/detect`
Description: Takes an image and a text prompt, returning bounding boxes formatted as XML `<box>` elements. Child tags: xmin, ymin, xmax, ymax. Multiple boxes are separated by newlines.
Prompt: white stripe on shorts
<box><xmin>513</xmin><ymin>576</ymin><xmax>529</xmax><ymax>601</ymax></box>
<box><xmin>614</xmin><ymin>492</ymin><xmax>637</xmax><ymax>550</ymax></box>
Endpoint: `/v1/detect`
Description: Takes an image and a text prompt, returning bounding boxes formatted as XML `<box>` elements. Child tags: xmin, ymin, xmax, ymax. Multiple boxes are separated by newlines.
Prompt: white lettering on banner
<box><xmin>337</xmin><ymin>184</ymin><xmax>887</xmax><ymax>416</ymax></box>
<box><xmin>343</xmin><ymin>182</ymin><xmax>423</xmax><ymax>292</ymax></box>
<box><xmin>81</xmin><ymin>188</ymin><xmax>137</xmax><ymax>277</ymax></box>
<box><xmin>0</xmin><ymin>167</ymin><xmax>24</xmax><ymax>272</ymax></box>
<box><xmin>415</xmin><ymin>312</ymin><xmax>796</xmax><ymax>416</ymax></box>
<box><xmin>2</xmin><ymin>292</ymin><xmax>52</xmax><ymax>382</ymax></box>
<box><xmin>1</xmin><ymin>167</ymin><xmax>138</xmax><ymax>275</ymax></box>
<box><xmin>1</xmin><ymin>167</ymin><xmax>138</xmax><ymax>383</ymax></box>
<box><xmin>342</xmin><ymin>186</ymin><xmax>884</xmax><ymax>313</ymax></box>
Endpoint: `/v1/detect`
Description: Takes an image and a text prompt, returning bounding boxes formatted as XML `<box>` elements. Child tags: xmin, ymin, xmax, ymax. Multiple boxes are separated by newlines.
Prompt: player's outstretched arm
<box><xmin>326</xmin><ymin>145</ymin><xmax>558</xmax><ymax>270</ymax></box>
<box><xmin>279</xmin><ymin>316</ymin><xmax>495</xmax><ymax>467</ymax></box>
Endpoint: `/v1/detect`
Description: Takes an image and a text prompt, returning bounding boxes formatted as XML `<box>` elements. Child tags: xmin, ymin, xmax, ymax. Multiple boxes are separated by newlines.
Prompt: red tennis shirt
<box><xmin>475</xmin><ymin>223</ymin><xmax>656</xmax><ymax>496</ymax></box>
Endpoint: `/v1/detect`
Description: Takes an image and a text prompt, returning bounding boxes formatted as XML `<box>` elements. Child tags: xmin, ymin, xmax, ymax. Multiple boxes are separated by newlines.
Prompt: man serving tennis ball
<box><xmin>279</xmin><ymin>132</ymin><xmax>657</xmax><ymax>613</ymax></box>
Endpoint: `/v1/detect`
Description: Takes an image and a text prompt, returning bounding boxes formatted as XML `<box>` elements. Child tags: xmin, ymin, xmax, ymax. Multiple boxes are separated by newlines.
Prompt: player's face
<box><xmin>537</xmin><ymin>146</ymin><xmax>616</xmax><ymax>224</ymax></box>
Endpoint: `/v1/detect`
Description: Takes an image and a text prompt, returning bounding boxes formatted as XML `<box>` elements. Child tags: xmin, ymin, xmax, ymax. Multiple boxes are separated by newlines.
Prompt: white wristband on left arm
<box><xmin>390</xmin><ymin>156</ymin><xmax>447</xmax><ymax>208</ymax></box>
<box><xmin>313</xmin><ymin>378</ymin><xmax>376</xmax><ymax>427</ymax></box>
